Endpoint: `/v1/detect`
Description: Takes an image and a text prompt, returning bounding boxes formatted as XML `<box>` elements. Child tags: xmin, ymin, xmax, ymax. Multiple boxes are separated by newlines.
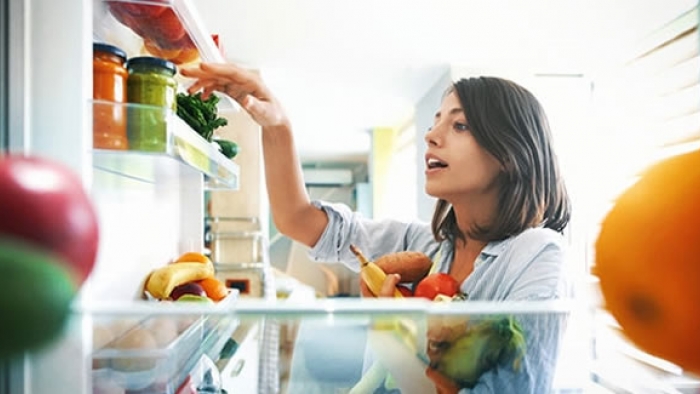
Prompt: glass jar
<box><xmin>125</xmin><ymin>56</ymin><xmax>178</xmax><ymax>152</ymax></box>
<box><xmin>93</xmin><ymin>43</ymin><xmax>128</xmax><ymax>150</ymax></box>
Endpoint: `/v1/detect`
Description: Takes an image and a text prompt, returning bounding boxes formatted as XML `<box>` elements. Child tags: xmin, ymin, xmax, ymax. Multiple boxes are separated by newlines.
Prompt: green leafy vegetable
<box><xmin>176</xmin><ymin>92</ymin><xmax>229</xmax><ymax>142</ymax></box>
<box><xmin>435</xmin><ymin>315</ymin><xmax>527</xmax><ymax>388</ymax></box>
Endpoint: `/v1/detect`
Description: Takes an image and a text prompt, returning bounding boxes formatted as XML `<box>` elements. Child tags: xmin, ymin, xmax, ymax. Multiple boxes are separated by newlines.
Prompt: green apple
<box><xmin>0</xmin><ymin>239</ymin><xmax>76</xmax><ymax>358</ymax></box>
<box><xmin>175</xmin><ymin>294</ymin><xmax>214</xmax><ymax>304</ymax></box>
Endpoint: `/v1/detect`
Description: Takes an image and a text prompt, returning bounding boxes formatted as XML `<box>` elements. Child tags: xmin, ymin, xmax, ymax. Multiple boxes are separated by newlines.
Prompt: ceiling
<box><xmin>196</xmin><ymin>0</ymin><xmax>697</xmax><ymax>161</ymax></box>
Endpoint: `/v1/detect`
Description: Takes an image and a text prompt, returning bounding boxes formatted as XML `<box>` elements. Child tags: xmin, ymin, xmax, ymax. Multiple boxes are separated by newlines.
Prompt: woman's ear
<box><xmin>500</xmin><ymin>158</ymin><xmax>511</xmax><ymax>171</ymax></box>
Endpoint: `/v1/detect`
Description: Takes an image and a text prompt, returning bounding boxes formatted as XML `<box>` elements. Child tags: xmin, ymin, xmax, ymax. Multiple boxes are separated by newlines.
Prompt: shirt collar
<box><xmin>441</xmin><ymin>236</ymin><xmax>510</xmax><ymax>263</ymax></box>
<box><xmin>481</xmin><ymin>237</ymin><xmax>510</xmax><ymax>257</ymax></box>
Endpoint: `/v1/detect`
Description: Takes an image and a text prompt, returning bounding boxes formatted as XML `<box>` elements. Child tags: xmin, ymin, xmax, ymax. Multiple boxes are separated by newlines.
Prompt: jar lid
<box><xmin>126</xmin><ymin>56</ymin><xmax>177</xmax><ymax>75</ymax></box>
<box><xmin>93</xmin><ymin>43</ymin><xmax>127</xmax><ymax>63</ymax></box>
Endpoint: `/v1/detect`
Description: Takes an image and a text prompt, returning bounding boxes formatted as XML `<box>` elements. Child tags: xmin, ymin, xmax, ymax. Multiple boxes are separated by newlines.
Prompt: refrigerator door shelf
<box><xmin>92</xmin><ymin>100</ymin><xmax>240</xmax><ymax>189</ymax></box>
<box><xmin>93</xmin><ymin>0</ymin><xmax>238</xmax><ymax>111</ymax></box>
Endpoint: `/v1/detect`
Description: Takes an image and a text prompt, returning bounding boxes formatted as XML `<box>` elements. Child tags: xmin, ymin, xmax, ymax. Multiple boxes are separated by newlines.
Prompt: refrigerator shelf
<box><xmin>90</xmin><ymin>291</ymin><xmax>239</xmax><ymax>394</ymax></box>
<box><xmin>76</xmin><ymin>296</ymin><xmax>700</xmax><ymax>393</ymax></box>
<box><xmin>92</xmin><ymin>100</ymin><xmax>240</xmax><ymax>189</ymax></box>
<box><xmin>93</xmin><ymin>0</ymin><xmax>238</xmax><ymax>111</ymax></box>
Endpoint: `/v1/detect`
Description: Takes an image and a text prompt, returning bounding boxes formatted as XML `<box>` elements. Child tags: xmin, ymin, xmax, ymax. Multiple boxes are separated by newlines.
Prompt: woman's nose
<box><xmin>425</xmin><ymin>125</ymin><xmax>440</xmax><ymax>146</ymax></box>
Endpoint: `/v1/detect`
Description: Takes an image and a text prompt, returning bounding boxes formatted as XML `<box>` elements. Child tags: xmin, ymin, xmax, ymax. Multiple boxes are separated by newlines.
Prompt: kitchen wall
<box><xmin>89</xmin><ymin>171</ymin><xmax>185</xmax><ymax>301</ymax></box>
<box><xmin>209</xmin><ymin>107</ymin><xmax>265</xmax><ymax>227</ymax></box>
<box><xmin>414</xmin><ymin>68</ymin><xmax>451</xmax><ymax>221</ymax></box>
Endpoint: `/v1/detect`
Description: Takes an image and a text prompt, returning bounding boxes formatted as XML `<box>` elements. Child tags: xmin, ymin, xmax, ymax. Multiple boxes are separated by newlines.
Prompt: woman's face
<box><xmin>424</xmin><ymin>91</ymin><xmax>502</xmax><ymax>200</ymax></box>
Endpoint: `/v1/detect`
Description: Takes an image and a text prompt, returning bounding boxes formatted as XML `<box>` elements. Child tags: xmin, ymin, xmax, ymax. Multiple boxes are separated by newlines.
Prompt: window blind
<box><xmin>588</xmin><ymin>5</ymin><xmax>700</xmax><ymax>389</ymax></box>
<box><xmin>623</xmin><ymin>6</ymin><xmax>700</xmax><ymax>156</ymax></box>
<box><xmin>589</xmin><ymin>5</ymin><xmax>700</xmax><ymax>259</ymax></box>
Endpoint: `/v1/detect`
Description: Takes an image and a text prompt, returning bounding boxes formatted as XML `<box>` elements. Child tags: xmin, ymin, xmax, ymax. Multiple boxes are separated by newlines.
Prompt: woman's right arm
<box><xmin>180</xmin><ymin>63</ymin><xmax>328</xmax><ymax>247</ymax></box>
<box><xmin>260</xmin><ymin>122</ymin><xmax>328</xmax><ymax>247</ymax></box>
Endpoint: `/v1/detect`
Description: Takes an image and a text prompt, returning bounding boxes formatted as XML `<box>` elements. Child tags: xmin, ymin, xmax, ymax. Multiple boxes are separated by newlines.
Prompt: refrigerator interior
<box><xmin>1</xmin><ymin>0</ymin><xmax>699</xmax><ymax>393</ymax></box>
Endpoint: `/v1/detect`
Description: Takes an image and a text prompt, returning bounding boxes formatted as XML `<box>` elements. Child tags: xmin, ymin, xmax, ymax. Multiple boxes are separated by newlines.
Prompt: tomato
<box><xmin>170</xmin><ymin>47</ymin><xmax>199</xmax><ymax>65</ymax></box>
<box><xmin>151</xmin><ymin>9</ymin><xmax>187</xmax><ymax>47</ymax></box>
<box><xmin>118</xmin><ymin>1</ymin><xmax>167</xmax><ymax>18</ymax></box>
<box><xmin>414</xmin><ymin>273</ymin><xmax>460</xmax><ymax>300</ymax></box>
<box><xmin>143</xmin><ymin>38</ymin><xmax>182</xmax><ymax>61</ymax></box>
<box><xmin>106</xmin><ymin>1</ymin><xmax>131</xmax><ymax>25</ymax></box>
<box><xmin>168</xmin><ymin>36</ymin><xmax>199</xmax><ymax>65</ymax></box>
<box><xmin>107</xmin><ymin>2</ymin><xmax>148</xmax><ymax>37</ymax></box>
<box><xmin>0</xmin><ymin>155</ymin><xmax>99</xmax><ymax>284</ymax></box>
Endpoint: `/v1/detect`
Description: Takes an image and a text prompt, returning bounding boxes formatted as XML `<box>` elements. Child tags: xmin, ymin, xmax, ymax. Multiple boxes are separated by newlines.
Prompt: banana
<box><xmin>350</xmin><ymin>244</ymin><xmax>403</xmax><ymax>298</ymax></box>
<box><xmin>145</xmin><ymin>261</ymin><xmax>215</xmax><ymax>299</ymax></box>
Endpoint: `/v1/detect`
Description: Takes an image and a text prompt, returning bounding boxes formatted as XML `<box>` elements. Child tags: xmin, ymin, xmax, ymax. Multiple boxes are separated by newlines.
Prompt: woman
<box><xmin>182</xmin><ymin>63</ymin><xmax>572</xmax><ymax>393</ymax></box>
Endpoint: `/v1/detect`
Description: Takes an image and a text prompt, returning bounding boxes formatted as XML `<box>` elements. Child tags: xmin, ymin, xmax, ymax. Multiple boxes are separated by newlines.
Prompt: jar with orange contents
<box><xmin>93</xmin><ymin>43</ymin><xmax>128</xmax><ymax>150</ymax></box>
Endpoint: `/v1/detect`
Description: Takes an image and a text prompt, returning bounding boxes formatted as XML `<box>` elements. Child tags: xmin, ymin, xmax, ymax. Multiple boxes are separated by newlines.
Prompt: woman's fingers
<box><xmin>359</xmin><ymin>273</ymin><xmax>400</xmax><ymax>298</ymax></box>
<box><xmin>180</xmin><ymin>62</ymin><xmax>290</xmax><ymax>128</ymax></box>
<box><xmin>185</xmin><ymin>79</ymin><xmax>220</xmax><ymax>97</ymax></box>
<box><xmin>184</xmin><ymin>63</ymin><xmax>268</xmax><ymax>99</ymax></box>
<box><xmin>379</xmin><ymin>274</ymin><xmax>401</xmax><ymax>297</ymax></box>
<box><xmin>182</xmin><ymin>64</ymin><xmax>255</xmax><ymax>96</ymax></box>
<box><xmin>359</xmin><ymin>279</ymin><xmax>373</xmax><ymax>298</ymax></box>
<box><xmin>199</xmin><ymin>62</ymin><xmax>252</xmax><ymax>82</ymax></box>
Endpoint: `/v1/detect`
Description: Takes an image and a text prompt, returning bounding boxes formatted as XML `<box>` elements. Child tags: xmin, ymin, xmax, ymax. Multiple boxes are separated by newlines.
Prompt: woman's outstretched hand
<box><xmin>180</xmin><ymin>62</ymin><xmax>289</xmax><ymax>129</ymax></box>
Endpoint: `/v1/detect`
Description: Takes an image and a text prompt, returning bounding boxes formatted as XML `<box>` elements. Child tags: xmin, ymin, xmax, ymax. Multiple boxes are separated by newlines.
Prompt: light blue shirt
<box><xmin>308</xmin><ymin>200</ymin><xmax>571</xmax><ymax>394</ymax></box>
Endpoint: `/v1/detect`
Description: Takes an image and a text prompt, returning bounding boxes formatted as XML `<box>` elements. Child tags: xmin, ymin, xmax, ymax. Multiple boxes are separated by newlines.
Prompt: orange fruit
<box><xmin>595</xmin><ymin>149</ymin><xmax>700</xmax><ymax>375</ymax></box>
<box><xmin>174</xmin><ymin>252</ymin><xmax>211</xmax><ymax>265</ymax></box>
<box><xmin>197</xmin><ymin>277</ymin><xmax>228</xmax><ymax>302</ymax></box>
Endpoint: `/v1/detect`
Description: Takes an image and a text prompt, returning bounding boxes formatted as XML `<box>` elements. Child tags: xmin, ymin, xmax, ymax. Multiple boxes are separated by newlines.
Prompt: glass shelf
<box><xmin>75</xmin><ymin>297</ymin><xmax>700</xmax><ymax>393</ymax></box>
<box><xmin>93</xmin><ymin>0</ymin><xmax>238</xmax><ymax>111</ymax></box>
<box><xmin>92</xmin><ymin>100</ymin><xmax>239</xmax><ymax>189</ymax></box>
<box><xmin>79</xmin><ymin>298</ymin><xmax>579</xmax><ymax>393</ymax></box>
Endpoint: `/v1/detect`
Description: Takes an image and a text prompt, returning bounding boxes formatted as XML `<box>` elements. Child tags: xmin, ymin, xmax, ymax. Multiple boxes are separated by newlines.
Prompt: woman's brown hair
<box><xmin>431</xmin><ymin>77</ymin><xmax>571</xmax><ymax>244</ymax></box>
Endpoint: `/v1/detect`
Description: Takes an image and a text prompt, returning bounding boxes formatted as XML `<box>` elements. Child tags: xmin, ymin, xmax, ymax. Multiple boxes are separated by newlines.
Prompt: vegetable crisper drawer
<box><xmin>91</xmin><ymin>294</ymin><xmax>238</xmax><ymax>394</ymax></box>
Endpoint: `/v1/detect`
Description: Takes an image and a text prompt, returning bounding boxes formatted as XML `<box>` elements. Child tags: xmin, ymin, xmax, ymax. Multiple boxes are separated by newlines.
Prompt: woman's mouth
<box><xmin>425</xmin><ymin>157</ymin><xmax>448</xmax><ymax>174</ymax></box>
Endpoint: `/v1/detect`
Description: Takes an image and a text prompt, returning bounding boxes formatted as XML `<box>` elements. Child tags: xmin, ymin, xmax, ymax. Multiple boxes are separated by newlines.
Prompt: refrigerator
<box><xmin>1</xmin><ymin>0</ymin><xmax>699</xmax><ymax>393</ymax></box>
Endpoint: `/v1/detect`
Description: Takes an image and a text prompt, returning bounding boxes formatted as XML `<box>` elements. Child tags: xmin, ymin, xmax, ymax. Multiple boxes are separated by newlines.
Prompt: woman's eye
<box><xmin>426</xmin><ymin>126</ymin><xmax>433</xmax><ymax>133</ymax></box>
<box><xmin>454</xmin><ymin>122</ymin><xmax>470</xmax><ymax>131</ymax></box>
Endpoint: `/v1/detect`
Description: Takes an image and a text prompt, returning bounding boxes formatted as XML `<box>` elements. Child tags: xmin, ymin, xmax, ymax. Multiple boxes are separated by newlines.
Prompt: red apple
<box><xmin>414</xmin><ymin>273</ymin><xmax>460</xmax><ymax>300</ymax></box>
<box><xmin>0</xmin><ymin>155</ymin><xmax>99</xmax><ymax>284</ymax></box>
<box><xmin>169</xmin><ymin>282</ymin><xmax>206</xmax><ymax>300</ymax></box>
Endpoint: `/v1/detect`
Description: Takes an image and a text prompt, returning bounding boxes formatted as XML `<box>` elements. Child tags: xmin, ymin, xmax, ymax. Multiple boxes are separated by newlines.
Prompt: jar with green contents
<box><xmin>125</xmin><ymin>56</ymin><xmax>177</xmax><ymax>152</ymax></box>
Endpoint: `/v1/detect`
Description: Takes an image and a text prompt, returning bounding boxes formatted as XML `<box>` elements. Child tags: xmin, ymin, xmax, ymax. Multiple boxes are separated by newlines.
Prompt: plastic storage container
<box><xmin>93</xmin><ymin>42</ymin><xmax>129</xmax><ymax>150</ymax></box>
<box><xmin>125</xmin><ymin>56</ymin><xmax>178</xmax><ymax>152</ymax></box>
<box><xmin>91</xmin><ymin>293</ymin><xmax>238</xmax><ymax>394</ymax></box>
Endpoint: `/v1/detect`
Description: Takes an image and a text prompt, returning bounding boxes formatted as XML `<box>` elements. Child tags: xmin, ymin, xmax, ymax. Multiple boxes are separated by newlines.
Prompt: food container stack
<box><xmin>205</xmin><ymin>216</ymin><xmax>271</xmax><ymax>299</ymax></box>
<box><xmin>205</xmin><ymin>216</ymin><xmax>281</xmax><ymax>392</ymax></box>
